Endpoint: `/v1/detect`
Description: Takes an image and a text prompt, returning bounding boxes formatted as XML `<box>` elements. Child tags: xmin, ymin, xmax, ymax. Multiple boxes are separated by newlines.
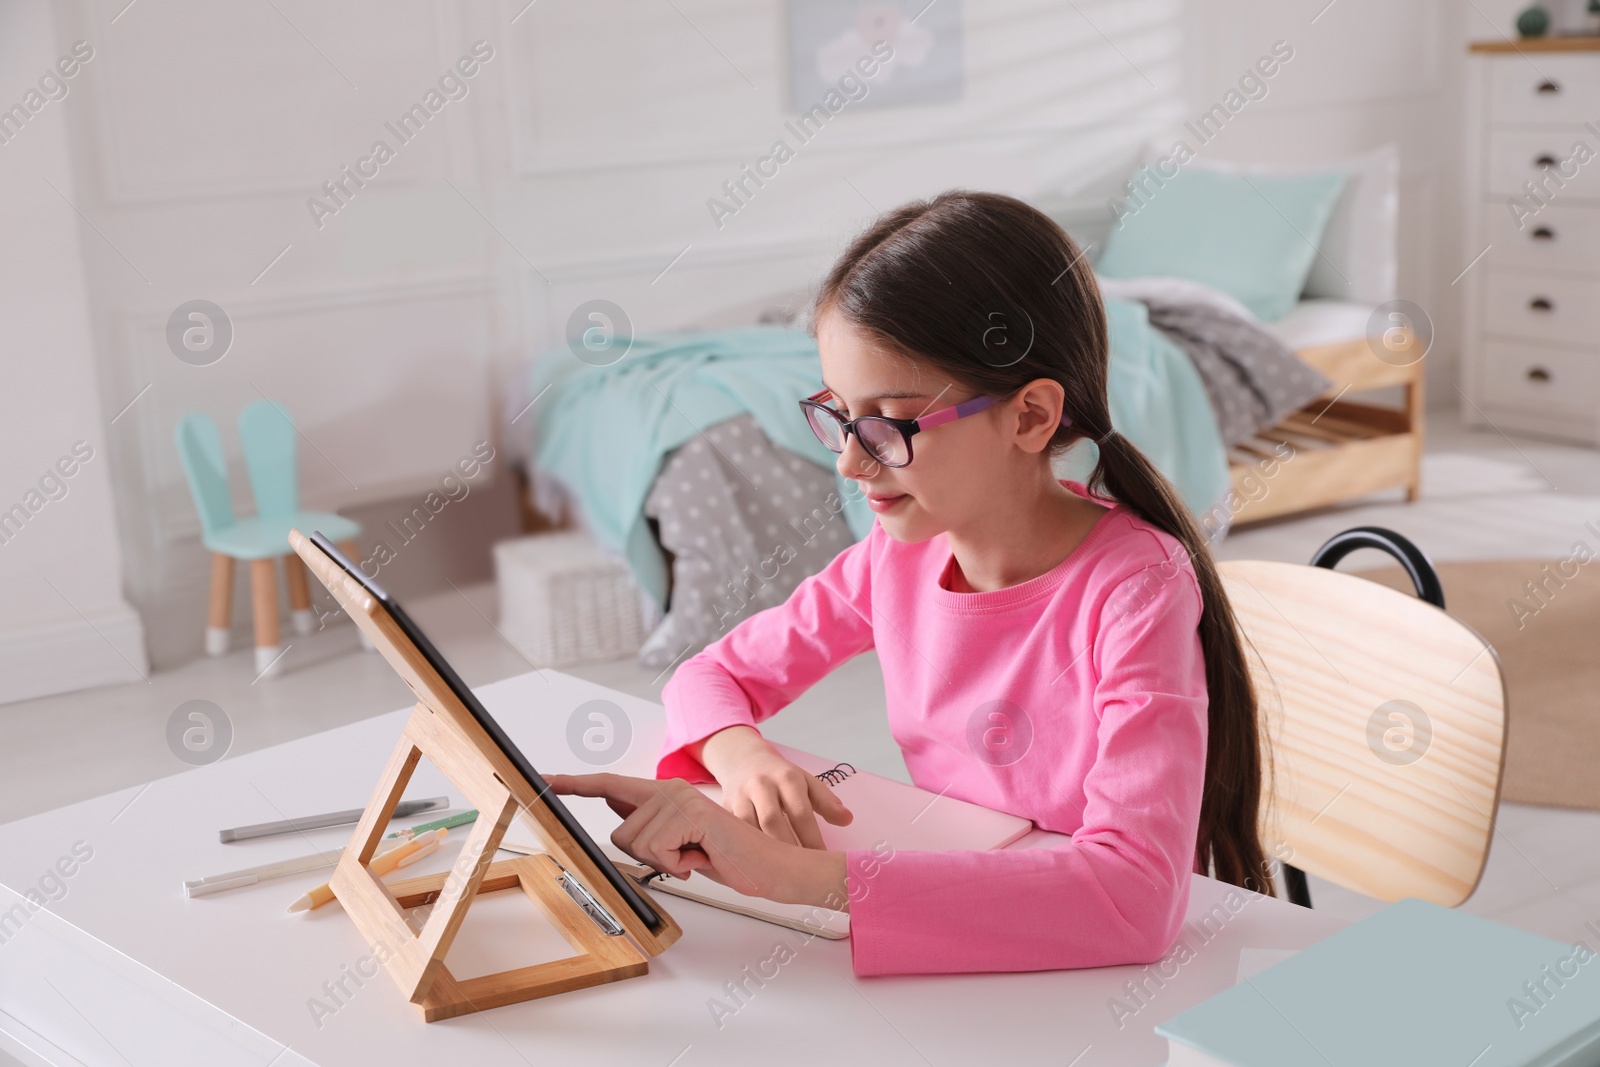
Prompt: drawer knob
<box><xmin>1529</xmin><ymin>297</ymin><xmax>1554</xmax><ymax>312</ymax></box>
<box><xmin>1536</xmin><ymin>80</ymin><xmax>1562</xmax><ymax>94</ymax></box>
<box><xmin>1532</xmin><ymin>226</ymin><xmax>1556</xmax><ymax>241</ymax></box>
<box><xmin>1535</xmin><ymin>153</ymin><xmax>1559</xmax><ymax>168</ymax></box>
<box><xmin>1527</xmin><ymin>367</ymin><xmax>1552</xmax><ymax>383</ymax></box>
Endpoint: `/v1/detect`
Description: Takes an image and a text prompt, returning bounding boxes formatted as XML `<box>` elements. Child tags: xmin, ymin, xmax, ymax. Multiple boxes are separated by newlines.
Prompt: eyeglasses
<box><xmin>799</xmin><ymin>387</ymin><xmax>1071</xmax><ymax>468</ymax></box>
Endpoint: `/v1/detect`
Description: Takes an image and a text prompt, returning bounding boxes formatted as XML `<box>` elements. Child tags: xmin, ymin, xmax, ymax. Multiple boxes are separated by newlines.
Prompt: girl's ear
<box><xmin>1009</xmin><ymin>378</ymin><xmax>1068</xmax><ymax>454</ymax></box>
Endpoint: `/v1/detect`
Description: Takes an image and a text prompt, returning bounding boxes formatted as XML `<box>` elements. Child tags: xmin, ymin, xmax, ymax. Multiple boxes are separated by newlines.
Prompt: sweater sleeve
<box><xmin>844</xmin><ymin>562</ymin><xmax>1209</xmax><ymax>976</ymax></box>
<box><xmin>655</xmin><ymin>524</ymin><xmax>878</xmax><ymax>783</ymax></box>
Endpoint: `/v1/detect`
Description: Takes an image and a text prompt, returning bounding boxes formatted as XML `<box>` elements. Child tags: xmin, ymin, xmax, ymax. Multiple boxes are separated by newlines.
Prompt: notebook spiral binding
<box><xmin>815</xmin><ymin>762</ymin><xmax>856</xmax><ymax>786</ymax></box>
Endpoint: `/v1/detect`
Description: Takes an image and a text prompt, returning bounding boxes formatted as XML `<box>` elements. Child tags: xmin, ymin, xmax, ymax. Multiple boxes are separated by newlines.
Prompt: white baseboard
<box><xmin>0</xmin><ymin>603</ymin><xmax>149</xmax><ymax>706</ymax></box>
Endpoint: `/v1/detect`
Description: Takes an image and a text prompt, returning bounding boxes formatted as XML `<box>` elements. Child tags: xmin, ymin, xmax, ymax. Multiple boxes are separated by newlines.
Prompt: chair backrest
<box><xmin>238</xmin><ymin>399</ymin><xmax>299</xmax><ymax>519</ymax></box>
<box><xmin>174</xmin><ymin>412</ymin><xmax>235</xmax><ymax>537</ymax></box>
<box><xmin>1219</xmin><ymin>559</ymin><xmax>1507</xmax><ymax>906</ymax></box>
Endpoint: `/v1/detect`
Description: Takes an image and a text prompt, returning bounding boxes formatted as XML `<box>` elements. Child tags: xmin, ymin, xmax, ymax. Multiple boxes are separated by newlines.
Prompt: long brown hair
<box><xmin>811</xmin><ymin>189</ymin><xmax>1273</xmax><ymax>896</ymax></box>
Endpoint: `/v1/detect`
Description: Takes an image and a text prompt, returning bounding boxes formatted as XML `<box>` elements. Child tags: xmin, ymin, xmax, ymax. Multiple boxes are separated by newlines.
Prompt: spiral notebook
<box><xmin>502</xmin><ymin>741</ymin><xmax>1033</xmax><ymax>939</ymax></box>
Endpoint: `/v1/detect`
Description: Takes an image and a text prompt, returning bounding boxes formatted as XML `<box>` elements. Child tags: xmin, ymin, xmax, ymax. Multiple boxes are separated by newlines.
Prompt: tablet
<box><xmin>305</xmin><ymin>531</ymin><xmax>664</xmax><ymax>933</ymax></box>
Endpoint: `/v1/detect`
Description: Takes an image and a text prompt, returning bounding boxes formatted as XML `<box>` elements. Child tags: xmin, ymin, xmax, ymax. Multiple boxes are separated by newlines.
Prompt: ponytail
<box><xmin>1091</xmin><ymin>431</ymin><xmax>1274</xmax><ymax>895</ymax></box>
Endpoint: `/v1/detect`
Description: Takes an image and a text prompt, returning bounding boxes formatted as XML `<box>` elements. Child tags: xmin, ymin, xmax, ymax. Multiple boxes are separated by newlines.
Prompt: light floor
<box><xmin>4</xmin><ymin>405</ymin><xmax>1600</xmax><ymax>949</ymax></box>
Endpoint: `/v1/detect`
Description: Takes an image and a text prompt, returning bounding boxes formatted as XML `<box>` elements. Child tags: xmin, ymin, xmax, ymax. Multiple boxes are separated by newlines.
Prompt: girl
<box><xmin>547</xmin><ymin>189</ymin><xmax>1272</xmax><ymax>977</ymax></box>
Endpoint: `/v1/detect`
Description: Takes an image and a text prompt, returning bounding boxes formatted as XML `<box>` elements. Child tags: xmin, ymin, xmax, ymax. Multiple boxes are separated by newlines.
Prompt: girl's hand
<box><xmin>544</xmin><ymin>772</ymin><xmax>847</xmax><ymax>908</ymax></box>
<box><xmin>696</xmin><ymin>726</ymin><xmax>854</xmax><ymax>850</ymax></box>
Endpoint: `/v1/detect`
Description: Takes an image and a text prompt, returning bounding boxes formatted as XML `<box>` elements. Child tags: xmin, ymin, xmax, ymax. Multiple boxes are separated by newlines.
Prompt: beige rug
<box><xmin>1355</xmin><ymin>559</ymin><xmax>1600</xmax><ymax>810</ymax></box>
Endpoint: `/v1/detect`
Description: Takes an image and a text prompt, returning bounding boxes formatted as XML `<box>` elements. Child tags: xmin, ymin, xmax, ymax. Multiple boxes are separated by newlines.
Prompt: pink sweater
<box><xmin>656</xmin><ymin>479</ymin><xmax>1209</xmax><ymax>977</ymax></box>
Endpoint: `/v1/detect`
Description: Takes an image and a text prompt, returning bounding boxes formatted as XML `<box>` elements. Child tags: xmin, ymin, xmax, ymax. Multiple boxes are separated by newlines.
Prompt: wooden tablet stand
<box><xmin>289</xmin><ymin>529</ymin><xmax>681</xmax><ymax>1022</ymax></box>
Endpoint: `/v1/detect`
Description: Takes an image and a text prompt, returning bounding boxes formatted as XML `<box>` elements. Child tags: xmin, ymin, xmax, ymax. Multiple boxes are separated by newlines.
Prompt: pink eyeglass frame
<box><xmin>800</xmin><ymin>387</ymin><xmax>1072</xmax><ymax>468</ymax></box>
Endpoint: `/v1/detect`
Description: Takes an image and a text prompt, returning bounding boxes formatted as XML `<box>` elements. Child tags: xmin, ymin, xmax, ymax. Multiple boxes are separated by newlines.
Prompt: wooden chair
<box><xmin>1219</xmin><ymin>527</ymin><xmax>1508</xmax><ymax>908</ymax></box>
<box><xmin>174</xmin><ymin>400</ymin><xmax>365</xmax><ymax>678</ymax></box>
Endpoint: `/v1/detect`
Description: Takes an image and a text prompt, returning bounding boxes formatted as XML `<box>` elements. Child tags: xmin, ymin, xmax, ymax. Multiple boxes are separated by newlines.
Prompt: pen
<box><xmin>287</xmin><ymin>829</ymin><xmax>448</xmax><ymax>913</ymax></box>
<box><xmin>385</xmin><ymin>809</ymin><xmax>478</xmax><ymax>840</ymax></box>
<box><xmin>219</xmin><ymin>797</ymin><xmax>448</xmax><ymax>843</ymax></box>
<box><xmin>186</xmin><ymin>811</ymin><xmax>469</xmax><ymax>897</ymax></box>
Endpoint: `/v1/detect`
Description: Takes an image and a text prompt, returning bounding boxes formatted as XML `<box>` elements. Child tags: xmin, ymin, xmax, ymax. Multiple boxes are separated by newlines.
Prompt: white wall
<box><xmin>477</xmin><ymin>0</ymin><xmax>1487</xmax><ymax>404</ymax></box>
<box><xmin>3</xmin><ymin>0</ymin><xmax>1489</xmax><ymax>698</ymax></box>
<box><xmin>479</xmin><ymin>0</ymin><xmax>1193</xmax><ymax>341</ymax></box>
<box><xmin>49</xmin><ymin>1</ymin><xmax>513</xmax><ymax>672</ymax></box>
<box><xmin>0</xmin><ymin>4</ymin><xmax>148</xmax><ymax>702</ymax></box>
<box><xmin>1179</xmin><ymin>0</ymin><xmax>1473</xmax><ymax>401</ymax></box>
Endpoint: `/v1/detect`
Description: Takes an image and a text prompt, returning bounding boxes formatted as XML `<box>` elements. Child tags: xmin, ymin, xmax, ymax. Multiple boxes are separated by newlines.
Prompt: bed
<box><xmin>508</xmin><ymin>292</ymin><xmax>1235</xmax><ymax>668</ymax></box>
<box><xmin>1231</xmin><ymin>299</ymin><xmax>1424</xmax><ymax>525</ymax></box>
<box><xmin>506</xmin><ymin>292</ymin><xmax>1414</xmax><ymax>666</ymax></box>
<box><xmin>1095</xmin><ymin>141</ymin><xmax>1419</xmax><ymax>529</ymax></box>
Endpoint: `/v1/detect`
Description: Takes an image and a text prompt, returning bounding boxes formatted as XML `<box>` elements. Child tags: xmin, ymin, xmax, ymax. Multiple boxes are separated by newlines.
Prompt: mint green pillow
<box><xmin>1095</xmin><ymin>166</ymin><xmax>1347</xmax><ymax>322</ymax></box>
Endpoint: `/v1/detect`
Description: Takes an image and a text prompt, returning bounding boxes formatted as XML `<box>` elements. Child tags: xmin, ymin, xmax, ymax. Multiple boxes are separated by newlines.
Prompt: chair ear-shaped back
<box><xmin>174</xmin><ymin>412</ymin><xmax>235</xmax><ymax>537</ymax></box>
<box><xmin>1219</xmin><ymin>559</ymin><xmax>1507</xmax><ymax>907</ymax></box>
<box><xmin>238</xmin><ymin>399</ymin><xmax>299</xmax><ymax>519</ymax></box>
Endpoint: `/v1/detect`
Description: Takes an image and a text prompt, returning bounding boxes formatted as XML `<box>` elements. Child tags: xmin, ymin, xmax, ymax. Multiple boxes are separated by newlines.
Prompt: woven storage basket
<box><xmin>494</xmin><ymin>531</ymin><xmax>658</xmax><ymax>667</ymax></box>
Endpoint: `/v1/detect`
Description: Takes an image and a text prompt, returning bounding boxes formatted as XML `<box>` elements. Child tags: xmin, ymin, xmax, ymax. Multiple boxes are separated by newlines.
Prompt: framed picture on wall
<box><xmin>786</xmin><ymin>0</ymin><xmax>965</xmax><ymax>111</ymax></box>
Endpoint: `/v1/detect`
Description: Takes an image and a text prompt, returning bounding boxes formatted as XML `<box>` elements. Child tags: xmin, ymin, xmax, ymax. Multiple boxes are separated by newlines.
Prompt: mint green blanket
<box><xmin>528</xmin><ymin>305</ymin><xmax>1227</xmax><ymax>611</ymax></box>
<box><xmin>528</xmin><ymin>327</ymin><xmax>871</xmax><ymax>613</ymax></box>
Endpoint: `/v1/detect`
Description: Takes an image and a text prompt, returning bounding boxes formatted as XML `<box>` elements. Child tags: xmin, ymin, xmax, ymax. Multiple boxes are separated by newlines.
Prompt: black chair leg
<box><xmin>1283</xmin><ymin>863</ymin><xmax>1313</xmax><ymax>908</ymax></box>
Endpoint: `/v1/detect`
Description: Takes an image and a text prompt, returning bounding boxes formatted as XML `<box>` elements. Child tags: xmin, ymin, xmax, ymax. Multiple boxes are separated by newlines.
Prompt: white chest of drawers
<box><xmin>1462</xmin><ymin>39</ymin><xmax>1600</xmax><ymax>445</ymax></box>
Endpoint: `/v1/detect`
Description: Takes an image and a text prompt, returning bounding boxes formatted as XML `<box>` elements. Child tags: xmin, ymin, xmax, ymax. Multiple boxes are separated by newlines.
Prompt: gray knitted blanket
<box><xmin>1141</xmin><ymin>301</ymin><xmax>1332</xmax><ymax>448</ymax></box>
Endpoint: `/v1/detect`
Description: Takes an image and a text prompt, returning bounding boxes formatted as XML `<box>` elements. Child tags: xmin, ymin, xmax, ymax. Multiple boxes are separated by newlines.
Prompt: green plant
<box><xmin>1516</xmin><ymin>4</ymin><xmax>1551</xmax><ymax>37</ymax></box>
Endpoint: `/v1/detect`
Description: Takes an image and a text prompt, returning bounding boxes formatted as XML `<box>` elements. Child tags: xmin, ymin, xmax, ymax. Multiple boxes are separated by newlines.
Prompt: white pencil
<box><xmin>183</xmin><ymin>839</ymin><xmax>408</xmax><ymax>898</ymax></box>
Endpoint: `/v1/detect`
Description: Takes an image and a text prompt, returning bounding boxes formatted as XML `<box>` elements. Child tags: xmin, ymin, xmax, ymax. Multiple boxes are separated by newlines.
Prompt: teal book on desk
<box><xmin>1156</xmin><ymin>898</ymin><xmax>1600</xmax><ymax>1067</ymax></box>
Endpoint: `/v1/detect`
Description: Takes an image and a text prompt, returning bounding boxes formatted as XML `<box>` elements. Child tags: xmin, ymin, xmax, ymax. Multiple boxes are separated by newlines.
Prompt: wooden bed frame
<box><xmin>1226</xmin><ymin>331</ymin><xmax>1424</xmax><ymax>526</ymax></box>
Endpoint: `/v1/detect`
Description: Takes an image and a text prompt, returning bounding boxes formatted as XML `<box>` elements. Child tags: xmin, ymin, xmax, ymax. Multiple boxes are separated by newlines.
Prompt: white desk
<box><xmin>0</xmin><ymin>670</ymin><xmax>1346</xmax><ymax>1066</ymax></box>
